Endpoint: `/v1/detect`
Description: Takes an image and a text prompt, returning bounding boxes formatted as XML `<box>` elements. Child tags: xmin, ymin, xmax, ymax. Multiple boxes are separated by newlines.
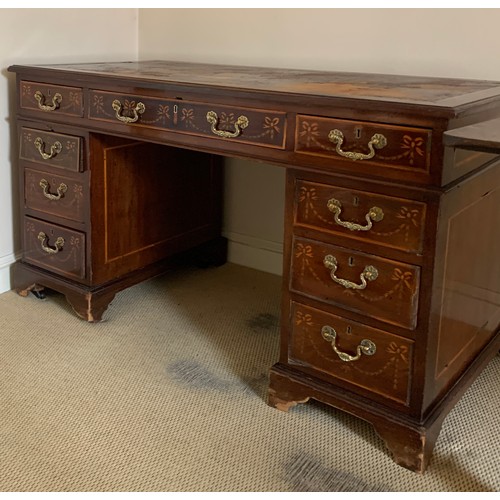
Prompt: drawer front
<box><xmin>20</xmin><ymin>127</ymin><xmax>82</xmax><ymax>172</ymax></box>
<box><xmin>295</xmin><ymin>180</ymin><xmax>426</xmax><ymax>254</ymax></box>
<box><xmin>23</xmin><ymin>217</ymin><xmax>85</xmax><ymax>280</ymax></box>
<box><xmin>20</xmin><ymin>80</ymin><xmax>83</xmax><ymax>117</ymax></box>
<box><xmin>290</xmin><ymin>237</ymin><xmax>420</xmax><ymax>329</ymax></box>
<box><xmin>25</xmin><ymin>167</ymin><xmax>86</xmax><ymax>223</ymax></box>
<box><xmin>289</xmin><ymin>302</ymin><xmax>413</xmax><ymax>405</ymax></box>
<box><xmin>89</xmin><ymin>91</ymin><xmax>287</xmax><ymax>148</ymax></box>
<box><xmin>295</xmin><ymin>115</ymin><xmax>431</xmax><ymax>173</ymax></box>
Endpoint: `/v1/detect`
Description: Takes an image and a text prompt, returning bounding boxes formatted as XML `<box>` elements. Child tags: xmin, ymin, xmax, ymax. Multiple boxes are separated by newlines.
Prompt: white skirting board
<box><xmin>0</xmin><ymin>252</ymin><xmax>18</xmax><ymax>295</ymax></box>
<box><xmin>223</xmin><ymin>231</ymin><xmax>283</xmax><ymax>277</ymax></box>
<box><xmin>0</xmin><ymin>235</ymin><xmax>284</xmax><ymax>294</ymax></box>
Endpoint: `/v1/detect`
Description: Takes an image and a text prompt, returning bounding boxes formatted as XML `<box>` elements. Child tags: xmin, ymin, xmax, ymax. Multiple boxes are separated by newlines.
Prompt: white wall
<box><xmin>0</xmin><ymin>9</ymin><xmax>138</xmax><ymax>293</ymax></box>
<box><xmin>138</xmin><ymin>8</ymin><xmax>500</xmax><ymax>275</ymax></box>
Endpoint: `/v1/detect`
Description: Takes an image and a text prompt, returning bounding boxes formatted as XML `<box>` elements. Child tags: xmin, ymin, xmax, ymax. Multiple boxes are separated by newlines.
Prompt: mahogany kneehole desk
<box><xmin>8</xmin><ymin>61</ymin><xmax>500</xmax><ymax>473</ymax></box>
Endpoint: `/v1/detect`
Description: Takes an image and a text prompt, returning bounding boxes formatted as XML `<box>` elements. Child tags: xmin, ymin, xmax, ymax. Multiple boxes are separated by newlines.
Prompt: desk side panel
<box><xmin>424</xmin><ymin>159</ymin><xmax>500</xmax><ymax>411</ymax></box>
<box><xmin>89</xmin><ymin>136</ymin><xmax>222</xmax><ymax>284</ymax></box>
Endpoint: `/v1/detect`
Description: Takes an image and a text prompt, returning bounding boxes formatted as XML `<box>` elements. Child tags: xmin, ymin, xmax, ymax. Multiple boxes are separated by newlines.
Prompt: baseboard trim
<box><xmin>0</xmin><ymin>234</ymin><xmax>284</xmax><ymax>293</ymax></box>
<box><xmin>223</xmin><ymin>231</ymin><xmax>283</xmax><ymax>276</ymax></box>
<box><xmin>0</xmin><ymin>252</ymin><xmax>19</xmax><ymax>294</ymax></box>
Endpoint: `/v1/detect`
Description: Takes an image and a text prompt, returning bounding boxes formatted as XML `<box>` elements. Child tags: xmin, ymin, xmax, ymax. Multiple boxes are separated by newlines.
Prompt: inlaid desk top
<box><xmin>10</xmin><ymin>60</ymin><xmax>500</xmax><ymax>189</ymax></box>
<box><xmin>10</xmin><ymin>60</ymin><xmax>500</xmax><ymax>109</ymax></box>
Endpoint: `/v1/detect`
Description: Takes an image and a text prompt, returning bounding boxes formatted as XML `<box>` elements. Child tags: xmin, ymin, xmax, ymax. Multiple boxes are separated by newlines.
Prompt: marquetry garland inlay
<box><xmin>294</xmin><ymin>242</ymin><xmax>415</xmax><ymax>303</ymax></box>
<box><xmin>295</xmin><ymin>311</ymin><xmax>314</xmax><ymax>326</ymax></box>
<box><xmin>22</xmin><ymin>131</ymin><xmax>78</xmax><ymax>160</ymax></box>
<box><xmin>21</xmin><ymin>82</ymin><xmax>82</xmax><ymax>113</ymax></box>
<box><xmin>26</xmin><ymin>171</ymin><xmax>84</xmax><ymax>212</ymax></box>
<box><xmin>91</xmin><ymin>95</ymin><xmax>283</xmax><ymax>141</ymax></box>
<box><xmin>26</xmin><ymin>222</ymin><xmax>81</xmax><ymax>266</ymax></box>
<box><xmin>381</xmin><ymin>135</ymin><xmax>425</xmax><ymax>165</ymax></box>
<box><xmin>295</xmin><ymin>243</ymin><xmax>323</xmax><ymax>283</ymax></box>
<box><xmin>294</xmin><ymin>310</ymin><xmax>409</xmax><ymax>392</ymax></box>
<box><xmin>262</xmin><ymin>116</ymin><xmax>281</xmax><ymax>139</ymax></box>
<box><xmin>342</xmin><ymin>267</ymin><xmax>415</xmax><ymax>302</ymax></box>
<box><xmin>330</xmin><ymin>339</ymin><xmax>409</xmax><ymax>393</ymax></box>
<box><xmin>297</xmin><ymin>186</ymin><xmax>423</xmax><ymax>243</ymax></box>
<box><xmin>298</xmin><ymin>120</ymin><xmax>425</xmax><ymax>166</ymax></box>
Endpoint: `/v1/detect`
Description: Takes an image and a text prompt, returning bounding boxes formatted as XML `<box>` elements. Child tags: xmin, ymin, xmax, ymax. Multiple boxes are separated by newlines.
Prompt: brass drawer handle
<box><xmin>328</xmin><ymin>129</ymin><xmax>387</xmax><ymax>161</ymax></box>
<box><xmin>34</xmin><ymin>137</ymin><xmax>63</xmax><ymax>160</ymax></box>
<box><xmin>323</xmin><ymin>254</ymin><xmax>378</xmax><ymax>290</ymax></box>
<box><xmin>206</xmin><ymin>111</ymin><xmax>249</xmax><ymax>138</ymax></box>
<box><xmin>39</xmin><ymin>179</ymin><xmax>67</xmax><ymax>201</ymax></box>
<box><xmin>327</xmin><ymin>198</ymin><xmax>384</xmax><ymax>231</ymax></box>
<box><xmin>111</xmin><ymin>99</ymin><xmax>146</xmax><ymax>123</ymax></box>
<box><xmin>37</xmin><ymin>232</ymin><xmax>65</xmax><ymax>254</ymax></box>
<box><xmin>34</xmin><ymin>91</ymin><xmax>62</xmax><ymax>112</ymax></box>
<box><xmin>321</xmin><ymin>325</ymin><xmax>376</xmax><ymax>362</ymax></box>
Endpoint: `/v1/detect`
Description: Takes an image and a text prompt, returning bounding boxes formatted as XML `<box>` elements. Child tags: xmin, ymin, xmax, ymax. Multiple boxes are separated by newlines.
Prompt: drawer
<box><xmin>290</xmin><ymin>237</ymin><xmax>420</xmax><ymax>330</ymax></box>
<box><xmin>295</xmin><ymin>115</ymin><xmax>431</xmax><ymax>173</ymax></box>
<box><xmin>294</xmin><ymin>179</ymin><xmax>426</xmax><ymax>254</ymax></box>
<box><xmin>89</xmin><ymin>90</ymin><xmax>287</xmax><ymax>148</ymax></box>
<box><xmin>23</xmin><ymin>217</ymin><xmax>85</xmax><ymax>280</ymax></box>
<box><xmin>289</xmin><ymin>302</ymin><xmax>413</xmax><ymax>405</ymax></box>
<box><xmin>25</xmin><ymin>167</ymin><xmax>86</xmax><ymax>223</ymax></box>
<box><xmin>20</xmin><ymin>127</ymin><xmax>82</xmax><ymax>172</ymax></box>
<box><xmin>20</xmin><ymin>80</ymin><xmax>83</xmax><ymax>117</ymax></box>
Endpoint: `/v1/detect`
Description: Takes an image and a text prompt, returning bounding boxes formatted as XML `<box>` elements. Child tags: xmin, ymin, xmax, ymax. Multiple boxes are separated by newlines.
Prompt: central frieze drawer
<box><xmin>89</xmin><ymin>90</ymin><xmax>287</xmax><ymax>149</ymax></box>
<box><xmin>23</xmin><ymin>216</ymin><xmax>85</xmax><ymax>280</ymax></box>
<box><xmin>290</xmin><ymin>237</ymin><xmax>420</xmax><ymax>330</ymax></box>
<box><xmin>289</xmin><ymin>302</ymin><xmax>413</xmax><ymax>405</ymax></box>
<box><xmin>294</xmin><ymin>179</ymin><xmax>426</xmax><ymax>254</ymax></box>
<box><xmin>20</xmin><ymin>127</ymin><xmax>82</xmax><ymax>172</ymax></box>
<box><xmin>295</xmin><ymin>115</ymin><xmax>431</xmax><ymax>173</ymax></box>
<box><xmin>24</xmin><ymin>167</ymin><xmax>86</xmax><ymax>223</ymax></box>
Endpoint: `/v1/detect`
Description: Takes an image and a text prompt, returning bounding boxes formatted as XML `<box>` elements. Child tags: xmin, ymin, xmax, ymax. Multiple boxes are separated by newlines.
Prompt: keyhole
<box><xmin>173</xmin><ymin>104</ymin><xmax>179</xmax><ymax>125</ymax></box>
<box><xmin>352</xmin><ymin>196</ymin><xmax>360</xmax><ymax>207</ymax></box>
<box><xmin>348</xmin><ymin>256</ymin><xmax>355</xmax><ymax>267</ymax></box>
<box><xmin>354</xmin><ymin>127</ymin><xmax>362</xmax><ymax>139</ymax></box>
<box><xmin>346</xmin><ymin>325</ymin><xmax>352</xmax><ymax>335</ymax></box>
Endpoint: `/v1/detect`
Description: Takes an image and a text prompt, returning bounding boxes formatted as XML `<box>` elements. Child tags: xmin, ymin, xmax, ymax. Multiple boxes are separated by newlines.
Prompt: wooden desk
<box><xmin>8</xmin><ymin>61</ymin><xmax>500</xmax><ymax>473</ymax></box>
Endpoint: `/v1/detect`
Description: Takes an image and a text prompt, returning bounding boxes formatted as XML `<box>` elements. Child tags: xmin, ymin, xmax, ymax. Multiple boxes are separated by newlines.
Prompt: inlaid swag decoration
<box><xmin>21</xmin><ymin>82</ymin><xmax>83</xmax><ymax>116</ymax></box>
<box><xmin>296</xmin><ymin>117</ymin><xmax>430</xmax><ymax>171</ymax></box>
<box><xmin>20</xmin><ymin>129</ymin><xmax>81</xmax><ymax>171</ymax></box>
<box><xmin>26</xmin><ymin>220</ymin><xmax>81</xmax><ymax>262</ymax></box>
<box><xmin>292</xmin><ymin>240</ymin><xmax>420</xmax><ymax>330</ymax></box>
<box><xmin>25</xmin><ymin>170</ymin><xmax>85</xmax><ymax>220</ymax></box>
<box><xmin>292</xmin><ymin>307</ymin><xmax>412</xmax><ymax>404</ymax></box>
<box><xmin>294</xmin><ymin>242</ymin><xmax>417</xmax><ymax>303</ymax></box>
<box><xmin>89</xmin><ymin>91</ymin><xmax>287</xmax><ymax>148</ymax></box>
<box><xmin>295</xmin><ymin>183</ymin><xmax>426</xmax><ymax>254</ymax></box>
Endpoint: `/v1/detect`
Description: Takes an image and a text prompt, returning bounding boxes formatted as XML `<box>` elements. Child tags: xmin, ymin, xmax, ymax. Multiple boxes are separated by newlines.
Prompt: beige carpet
<box><xmin>0</xmin><ymin>263</ymin><xmax>498</xmax><ymax>492</ymax></box>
